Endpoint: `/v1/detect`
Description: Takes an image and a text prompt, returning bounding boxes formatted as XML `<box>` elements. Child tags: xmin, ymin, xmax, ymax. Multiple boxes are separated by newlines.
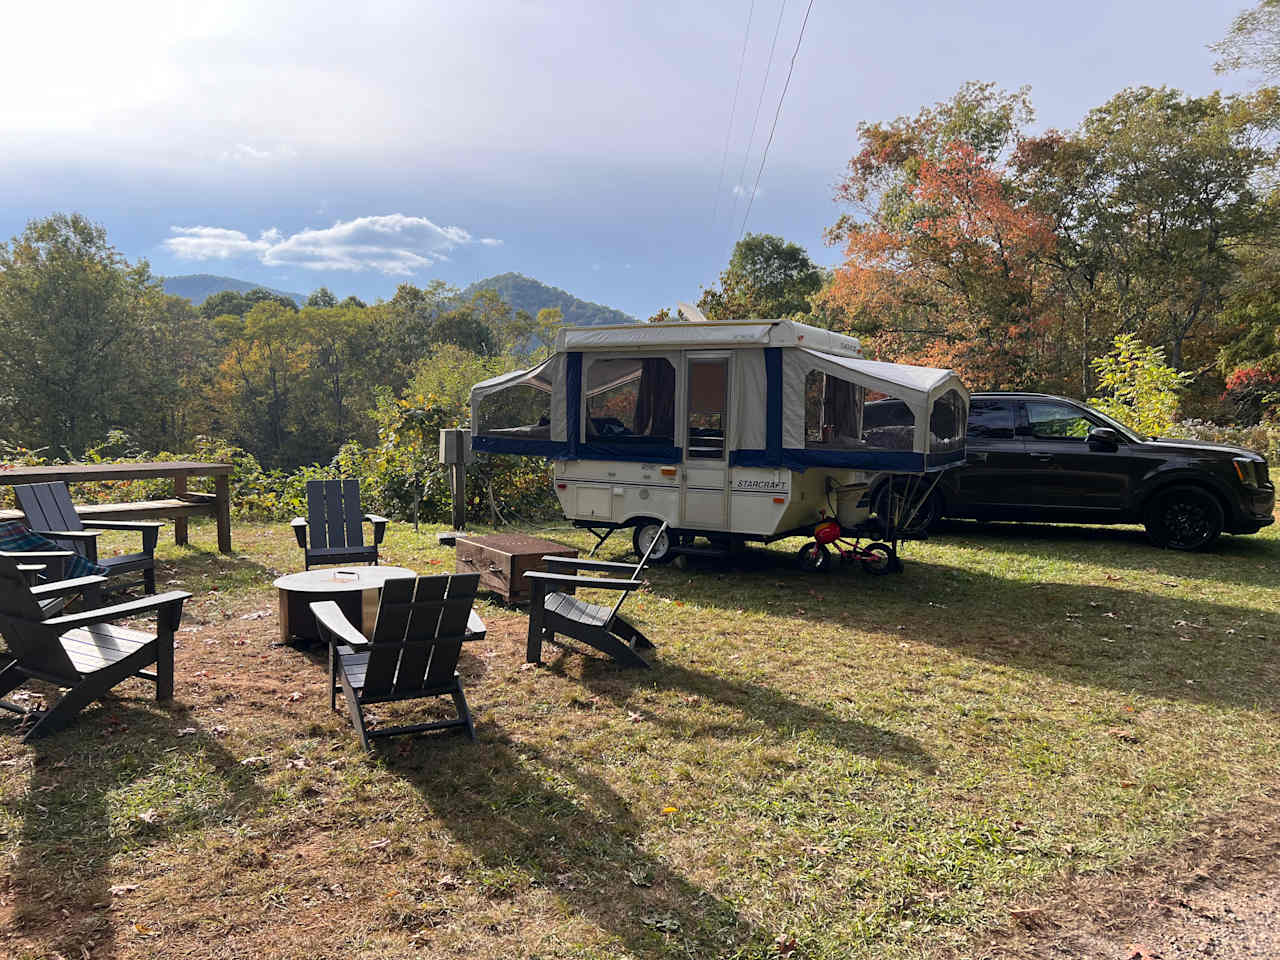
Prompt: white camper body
<box><xmin>469</xmin><ymin>319</ymin><xmax>968</xmax><ymax>554</ymax></box>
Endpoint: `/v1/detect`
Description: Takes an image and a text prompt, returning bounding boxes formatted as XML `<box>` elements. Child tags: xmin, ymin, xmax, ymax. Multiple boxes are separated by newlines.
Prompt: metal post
<box><xmin>440</xmin><ymin>428</ymin><xmax>472</xmax><ymax>533</ymax></box>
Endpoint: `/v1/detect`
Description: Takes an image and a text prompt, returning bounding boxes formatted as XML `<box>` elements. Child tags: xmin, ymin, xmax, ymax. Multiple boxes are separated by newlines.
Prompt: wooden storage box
<box><xmin>455</xmin><ymin>533</ymin><xmax>577</xmax><ymax>605</ymax></box>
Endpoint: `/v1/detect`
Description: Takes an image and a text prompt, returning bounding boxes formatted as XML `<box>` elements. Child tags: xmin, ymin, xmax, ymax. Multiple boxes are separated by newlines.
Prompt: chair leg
<box><xmin>0</xmin><ymin>661</ymin><xmax>27</xmax><ymax>701</ymax></box>
<box><xmin>452</xmin><ymin>682</ymin><xmax>476</xmax><ymax>741</ymax></box>
<box><xmin>155</xmin><ymin>632</ymin><xmax>174</xmax><ymax>701</ymax></box>
<box><xmin>611</xmin><ymin>615</ymin><xmax>654</xmax><ymax>650</ymax></box>
<box><xmin>23</xmin><ymin>682</ymin><xmax>101</xmax><ymax>741</ymax></box>
<box><xmin>338</xmin><ymin>670</ymin><xmax>370</xmax><ymax>751</ymax></box>
<box><xmin>143</xmin><ymin>565</ymin><xmax>156</xmax><ymax>595</ymax></box>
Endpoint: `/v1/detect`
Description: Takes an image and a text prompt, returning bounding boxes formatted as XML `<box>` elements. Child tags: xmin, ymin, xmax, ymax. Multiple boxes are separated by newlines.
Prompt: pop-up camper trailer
<box><xmin>469</xmin><ymin>315</ymin><xmax>968</xmax><ymax>565</ymax></box>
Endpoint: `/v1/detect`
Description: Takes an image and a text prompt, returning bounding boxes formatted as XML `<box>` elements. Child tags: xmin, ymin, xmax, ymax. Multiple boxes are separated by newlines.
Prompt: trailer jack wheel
<box><xmin>633</xmin><ymin>522</ymin><xmax>675</xmax><ymax>564</ymax></box>
<box><xmin>859</xmin><ymin>542</ymin><xmax>898</xmax><ymax>575</ymax></box>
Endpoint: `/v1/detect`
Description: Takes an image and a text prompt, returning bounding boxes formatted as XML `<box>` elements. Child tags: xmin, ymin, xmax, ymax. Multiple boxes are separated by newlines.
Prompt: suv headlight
<box><xmin>1232</xmin><ymin>457</ymin><xmax>1258</xmax><ymax>487</ymax></box>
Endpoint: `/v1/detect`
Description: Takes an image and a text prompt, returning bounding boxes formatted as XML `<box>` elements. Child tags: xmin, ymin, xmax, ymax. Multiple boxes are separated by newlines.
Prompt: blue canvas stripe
<box><xmin>765</xmin><ymin>347</ymin><xmax>782</xmax><ymax>464</ymax></box>
<box><xmin>565</xmin><ymin>352</ymin><xmax>582</xmax><ymax>459</ymax></box>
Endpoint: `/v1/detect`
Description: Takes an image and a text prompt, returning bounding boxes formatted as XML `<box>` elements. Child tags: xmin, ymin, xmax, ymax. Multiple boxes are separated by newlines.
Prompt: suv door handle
<box><xmin>967</xmin><ymin>452</ymin><xmax>988</xmax><ymax>463</ymax></box>
<box><xmin>1031</xmin><ymin>453</ymin><xmax>1054</xmax><ymax>463</ymax></box>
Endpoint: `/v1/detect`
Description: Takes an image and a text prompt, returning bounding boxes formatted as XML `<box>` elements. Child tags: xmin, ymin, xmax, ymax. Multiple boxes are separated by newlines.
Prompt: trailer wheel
<box><xmin>796</xmin><ymin>542</ymin><xmax>830</xmax><ymax>572</ymax></box>
<box><xmin>859</xmin><ymin>542</ymin><xmax>897</xmax><ymax>575</ymax></box>
<box><xmin>633</xmin><ymin>522</ymin><xmax>675</xmax><ymax>564</ymax></box>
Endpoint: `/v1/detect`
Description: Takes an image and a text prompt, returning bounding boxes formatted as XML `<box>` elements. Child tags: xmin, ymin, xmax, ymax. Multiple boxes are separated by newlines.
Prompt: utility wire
<box><xmin>711</xmin><ymin>0</ymin><xmax>755</xmax><ymax>233</ymax></box>
<box><xmin>739</xmin><ymin>0</ymin><xmax>814</xmax><ymax>241</ymax></box>
<box><xmin>726</xmin><ymin>0</ymin><xmax>787</xmax><ymax>254</ymax></box>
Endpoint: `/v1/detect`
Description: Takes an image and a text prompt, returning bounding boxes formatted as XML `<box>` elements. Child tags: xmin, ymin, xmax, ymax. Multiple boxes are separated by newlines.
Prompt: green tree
<box><xmin>1213</xmin><ymin>0</ymin><xmax>1280</xmax><ymax>78</ymax></box>
<box><xmin>306</xmin><ymin>287</ymin><xmax>338</xmax><ymax>308</ymax></box>
<box><xmin>430</xmin><ymin>307</ymin><xmax>497</xmax><ymax>356</ymax></box>
<box><xmin>199</xmin><ymin>287</ymin><xmax>297</xmax><ymax>320</ymax></box>
<box><xmin>1089</xmin><ymin>333</ymin><xmax>1190</xmax><ymax>437</ymax></box>
<box><xmin>0</xmin><ymin>213</ymin><xmax>158</xmax><ymax>454</ymax></box>
<box><xmin>698</xmin><ymin>233</ymin><xmax>824</xmax><ymax>321</ymax></box>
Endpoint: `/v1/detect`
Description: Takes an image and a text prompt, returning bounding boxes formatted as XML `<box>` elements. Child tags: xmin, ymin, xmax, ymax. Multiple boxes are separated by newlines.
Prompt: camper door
<box><xmin>682</xmin><ymin>352</ymin><xmax>731</xmax><ymax>529</ymax></box>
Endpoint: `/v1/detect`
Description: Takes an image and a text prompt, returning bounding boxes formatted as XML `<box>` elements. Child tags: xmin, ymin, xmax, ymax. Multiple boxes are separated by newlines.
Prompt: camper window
<box><xmin>474</xmin><ymin>369</ymin><xmax>553</xmax><ymax>440</ymax></box>
<box><xmin>585</xmin><ymin>357</ymin><xmax>676</xmax><ymax>444</ymax></box>
<box><xmin>929</xmin><ymin>390</ymin><xmax>966</xmax><ymax>451</ymax></box>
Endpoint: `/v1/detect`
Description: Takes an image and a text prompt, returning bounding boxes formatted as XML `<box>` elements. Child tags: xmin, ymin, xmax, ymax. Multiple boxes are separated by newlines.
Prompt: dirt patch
<box><xmin>964</xmin><ymin>792</ymin><xmax>1280</xmax><ymax>959</ymax></box>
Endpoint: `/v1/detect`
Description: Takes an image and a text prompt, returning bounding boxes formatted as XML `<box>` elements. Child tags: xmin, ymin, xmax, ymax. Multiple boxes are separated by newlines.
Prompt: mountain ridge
<box><xmin>461</xmin><ymin>272</ymin><xmax>636</xmax><ymax>327</ymax></box>
<box><xmin>162</xmin><ymin>274</ymin><xmax>306</xmax><ymax>305</ymax></box>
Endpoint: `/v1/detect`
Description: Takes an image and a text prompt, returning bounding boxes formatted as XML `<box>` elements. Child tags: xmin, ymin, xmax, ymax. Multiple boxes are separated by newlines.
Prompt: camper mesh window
<box><xmin>585</xmin><ymin>357</ymin><xmax>676</xmax><ymax>444</ymax></box>
<box><xmin>474</xmin><ymin>369</ymin><xmax>553</xmax><ymax>440</ymax></box>
<box><xmin>929</xmin><ymin>390</ymin><xmax>966</xmax><ymax>451</ymax></box>
<box><xmin>806</xmin><ymin>370</ymin><xmax>916</xmax><ymax>450</ymax></box>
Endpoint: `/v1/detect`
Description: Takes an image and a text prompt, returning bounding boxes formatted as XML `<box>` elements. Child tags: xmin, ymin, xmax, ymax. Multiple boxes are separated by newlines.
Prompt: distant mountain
<box><xmin>461</xmin><ymin>272</ymin><xmax>635</xmax><ymax>327</ymax></box>
<box><xmin>162</xmin><ymin>274</ymin><xmax>306</xmax><ymax>307</ymax></box>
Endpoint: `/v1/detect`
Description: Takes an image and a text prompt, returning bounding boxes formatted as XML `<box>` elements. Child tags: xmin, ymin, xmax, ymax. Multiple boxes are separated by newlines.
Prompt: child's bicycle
<box><xmin>795</xmin><ymin>515</ymin><xmax>901</xmax><ymax>575</ymax></box>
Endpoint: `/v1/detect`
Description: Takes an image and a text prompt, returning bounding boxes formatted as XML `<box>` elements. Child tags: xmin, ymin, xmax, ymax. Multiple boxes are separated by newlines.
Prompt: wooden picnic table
<box><xmin>0</xmin><ymin>461</ymin><xmax>234</xmax><ymax>554</ymax></box>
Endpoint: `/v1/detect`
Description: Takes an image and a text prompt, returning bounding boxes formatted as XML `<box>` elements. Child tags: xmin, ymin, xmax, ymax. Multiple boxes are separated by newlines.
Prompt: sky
<box><xmin>0</xmin><ymin>0</ymin><xmax>1255</xmax><ymax>318</ymax></box>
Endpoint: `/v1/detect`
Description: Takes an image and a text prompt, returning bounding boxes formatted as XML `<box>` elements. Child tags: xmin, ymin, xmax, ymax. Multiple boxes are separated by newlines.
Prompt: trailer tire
<box><xmin>633</xmin><ymin>522</ymin><xmax>675</xmax><ymax>564</ymax></box>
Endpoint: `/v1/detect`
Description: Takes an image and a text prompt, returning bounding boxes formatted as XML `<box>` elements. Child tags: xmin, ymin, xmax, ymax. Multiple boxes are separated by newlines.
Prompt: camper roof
<box><xmin>554</xmin><ymin>318</ymin><xmax>862</xmax><ymax>358</ymax></box>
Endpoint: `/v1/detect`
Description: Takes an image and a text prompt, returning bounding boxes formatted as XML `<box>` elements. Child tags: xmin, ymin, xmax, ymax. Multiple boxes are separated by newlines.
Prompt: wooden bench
<box><xmin>0</xmin><ymin>462</ymin><xmax>234</xmax><ymax>554</ymax></box>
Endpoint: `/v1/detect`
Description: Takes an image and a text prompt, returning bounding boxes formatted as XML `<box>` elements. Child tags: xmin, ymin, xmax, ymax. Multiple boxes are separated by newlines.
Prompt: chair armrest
<box><xmin>82</xmin><ymin>519</ymin><xmax>161</xmax><ymax>554</ymax></box>
<box><xmin>542</xmin><ymin>557</ymin><xmax>637</xmax><ymax>574</ymax></box>
<box><xmin>523</xmin><ymin>571</ymin><xmax>643</xmax><ymax>591</ymax></box>
<box><xmin>32</xmin><ymin>529</ymin><xmax>101</xmax><ymax>542</ymax></box>
<box><xmin>81</xmin><ymin>520</ymin><xmax>165</xmax><ymax>531</ymax></box>
<box><xmin>290</xmin><ymin>517</ymin><xmax>308</xmax><ymax>549</ymax></box>
<box><xmin>30</xmin><ymin>575</ymin><xmax>109</xmax><ymax>600</ymax></box>
<box><xmin>364</xmin><ymin>514</ymin><xmax>389</xmax><ymax>546</ymax></box>
<box><xmin>466</xmin><ymin>609</ymin><xmax>486</xmax><ymax>641</ymax></box>
<box><xmin>43</xmin><ymin>590</ymin><xmax>191</xmax><ymax>630</ymax></box>
<box><xmin>0</xmin><ymin>549</ymin><xmax>77</xmax><ymax>560</ymax></box>
<box><xmin>310</xmin><ymin>600</ymin><xmax>370</xmax><ymax>649</ymax></box>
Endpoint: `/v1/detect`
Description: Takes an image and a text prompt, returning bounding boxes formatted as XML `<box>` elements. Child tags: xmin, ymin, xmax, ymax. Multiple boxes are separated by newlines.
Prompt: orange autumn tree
<box><xmin>818</xmin><ymin>84</ymin><xmax>1065</xmax><ymax>390</ymax></box>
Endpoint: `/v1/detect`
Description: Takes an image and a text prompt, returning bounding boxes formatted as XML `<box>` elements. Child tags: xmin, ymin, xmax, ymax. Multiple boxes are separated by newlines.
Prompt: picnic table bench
<box><xmin>0</xmin><ymin>462</ymin><xmax>234</xmax><ymax>554</ymax></box>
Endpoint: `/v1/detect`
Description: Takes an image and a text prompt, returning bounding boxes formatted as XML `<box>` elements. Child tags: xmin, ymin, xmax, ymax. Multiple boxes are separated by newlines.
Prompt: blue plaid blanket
<box><xmin>0</xmin><ymin>521</ymin><xmax>108</xmax><ymax>580</ymax></box>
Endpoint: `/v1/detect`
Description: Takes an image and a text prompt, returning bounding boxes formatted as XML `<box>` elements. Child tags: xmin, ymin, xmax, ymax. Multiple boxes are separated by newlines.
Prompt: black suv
<box><xmin>910</xmin><ymin>392</ymin><xmax>1275</xmax><ymax>550</ymax></box>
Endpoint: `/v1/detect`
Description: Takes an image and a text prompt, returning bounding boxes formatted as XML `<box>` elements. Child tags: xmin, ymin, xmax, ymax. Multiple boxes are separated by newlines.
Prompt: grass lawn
<box><xmin>1</xmin><ymin>515</ymin><xmax>1277</xmax><ymax>959</ymax></box>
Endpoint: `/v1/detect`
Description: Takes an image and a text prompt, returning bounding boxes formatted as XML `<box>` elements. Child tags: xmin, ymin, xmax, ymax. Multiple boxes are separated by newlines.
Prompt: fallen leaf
<box><xmin>370</xmin><ymin>838</ymin><xmax>391</xmax><ymax>849</ymax></box>
<box><xmin>133</xmin><ymin>921</ymin><xmax>157</xmax><ymax>935</ymax></box>
<box><xmin>108</xmin><ymin>883</ymin><xmax>139</xmax><ymax>895</ymax></box>
<box><xmin>628</xmin><ymin>711</ymin><xmax>644</xmax><ymax>724</ymax></box>
<box><xmin>177</xmin><ymin>727</ymin><xmax>197</xmax><ymax>737</ymax></box>
<box><xmin>660</xmin><ymin>805</ymin><xmax>678</xmax><ymax>815</ymax></box>
<box><xmin>137</xmin><ymin>809</ymin><xmax>159</xmax><ymax>824</ymax></box>
<box><xmin>1105</xmin><ymin>727</ymin><xmax>1140</xmax><ymax>743</ymax></box>
<box><xmin>239</xmin><ymin>610</ymin><xmax>269</xmax><ymax>621</ymax></box>
<box><xmin>239</xmin><ymin>756</ymin><xmax>270</xmax><ymax>767</ymax></box>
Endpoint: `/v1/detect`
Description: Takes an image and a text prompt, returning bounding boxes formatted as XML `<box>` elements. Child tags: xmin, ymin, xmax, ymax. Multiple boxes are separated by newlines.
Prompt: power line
<box><xmin>739</xmin><ymin>0</ymin><xmax>814</xmax><ymax>242</ymax></box>
<box><xmin>726</xmin><ymin>0</ymin><xmax>787</xmax><ymax>253</ymax></box>
<box><xmin>711</xmin><ymin>0</ymin><xmax>755</xmax><ymax>233</ymax></box>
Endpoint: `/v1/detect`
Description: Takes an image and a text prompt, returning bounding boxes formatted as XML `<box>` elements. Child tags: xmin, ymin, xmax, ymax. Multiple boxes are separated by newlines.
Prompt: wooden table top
<box><xmin>0</xmin><ymin>462</ymin><xmax>233</xmax><ymax>484</ymax></box>
<box><xmin>454</xmin><ymin>533</ymin><xmax>577</xmax><ymax>556</ymax></box>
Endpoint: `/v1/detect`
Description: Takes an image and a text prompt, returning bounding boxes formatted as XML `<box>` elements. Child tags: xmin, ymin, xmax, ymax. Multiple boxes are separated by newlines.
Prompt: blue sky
<box><xmin>0</xmin><ymin>1</ymin><xmax>1252</xmax><ymax>318</ymax></box>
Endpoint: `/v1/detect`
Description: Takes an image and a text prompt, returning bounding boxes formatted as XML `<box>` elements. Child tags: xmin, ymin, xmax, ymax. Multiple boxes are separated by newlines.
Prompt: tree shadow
<box><xmin>0</xmin><ymin>699</ymin><xmax>264</xmax><ymax>959</ymax></box>
<box><xmin>558</xmin><ymin>651</ymin><xmax>936</xmax><ymax>774</ymax></box>
<box><xmin>389</xmin><ymin>735</ymin><xmax>774</xmax><ymax>958</ymax></box>
<box><xmin>931</xmin><ymin>519</ymin><xmax>1280</xmax><ymax>589</ymax></box>
<box><xmin>629</xmin><ymin>551</ymin><xmax>1280</xmax><ymax>712</ymax></box>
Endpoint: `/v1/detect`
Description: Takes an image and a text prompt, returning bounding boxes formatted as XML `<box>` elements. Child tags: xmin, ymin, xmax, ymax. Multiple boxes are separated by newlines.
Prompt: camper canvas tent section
<box><xmin>469</xmin><ymin>319</ymin><xmax>968</xmax><ymax>554</ymax></box>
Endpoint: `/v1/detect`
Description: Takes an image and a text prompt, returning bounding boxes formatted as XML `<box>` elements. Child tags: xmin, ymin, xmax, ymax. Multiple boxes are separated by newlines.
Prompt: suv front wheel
<box><xmin>1143</xmin><ymin>485</ymin><xmax>1224</xmax><ymax>551</ymax></box>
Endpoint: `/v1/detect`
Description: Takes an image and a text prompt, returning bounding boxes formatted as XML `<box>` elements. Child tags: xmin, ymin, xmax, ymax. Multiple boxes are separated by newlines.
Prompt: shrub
<box><xmin>1089</xmin><ymin>333</ymin><xmax>1190</xmax><ymax>438</ymax></box>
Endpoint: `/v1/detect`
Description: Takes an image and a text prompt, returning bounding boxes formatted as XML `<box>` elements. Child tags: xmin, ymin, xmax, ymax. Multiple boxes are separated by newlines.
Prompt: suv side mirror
<box><xmin>1087</xmin><ymin>426</ymin><xmax>1120</xmax><ymax>450</ymax></box>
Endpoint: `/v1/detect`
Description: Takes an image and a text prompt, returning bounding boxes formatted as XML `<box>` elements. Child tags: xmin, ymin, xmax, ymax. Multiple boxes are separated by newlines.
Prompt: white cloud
<box><xmin>163</xmin><ymin>214</ymin><xmax>499</xmax><ymax>274</ymax></box>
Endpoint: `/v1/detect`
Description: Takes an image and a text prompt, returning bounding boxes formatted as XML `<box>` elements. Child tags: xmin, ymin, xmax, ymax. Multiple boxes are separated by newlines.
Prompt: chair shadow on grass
<box><xmin>390</xmin><ymin>735</ymin><xmax>774</xmax><ymax>959</ymax></box>
<box><xmin>559</xmin><ymin>650</ymin><xmax>937</xmax><ymax>775</ymax></box>
<box><xmin>628</xmin><ymin>547</ymin><xmax>1280</xmax><ymax>713</ymax></box>
<box><xmin>1</xmin><ymin>700</ymin><xmax>264</xmax><ymax>960</ymax></box>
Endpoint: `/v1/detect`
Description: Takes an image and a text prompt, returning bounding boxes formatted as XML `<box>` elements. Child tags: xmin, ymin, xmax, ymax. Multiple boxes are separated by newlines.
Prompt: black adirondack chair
<box><xmin>0</xmin><ymin>554</ymin><xmax>189</xmax><ymax>741</ymax></box>
<box><xmin>291</xmin><ymin>479</ymin><xmax>389</xmax><ymax>570</ymax></box>
<box><xmin>310</xmin><ymin>573</ymin><xmax>481</xmax><ymax>751</ymax></box>
<box><xmin>523</xmin><ymin>522</ymin><xmax>666</xmax><ymax>669</ymax></box>
<box><xmin>15</xmin><ymin>482</ymin><xmax>161</xmax><ymax>594</ymax></box>
<box><xmin>0</xmin><ymin>549</ymin><xmax>78</xmax><ymax>616</ymax></box>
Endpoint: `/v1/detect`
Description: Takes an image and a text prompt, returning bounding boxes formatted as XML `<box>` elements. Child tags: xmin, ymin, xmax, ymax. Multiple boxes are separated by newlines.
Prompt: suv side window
<box><xmin>967</xmin><ymin>399</ymin><xmax>1016</xmax><ymax>440</ymax></box>
<box><xmin>1024</xmin><ymin>400</ymin><xmax>1093</xmax><ymax>441</ymax></box>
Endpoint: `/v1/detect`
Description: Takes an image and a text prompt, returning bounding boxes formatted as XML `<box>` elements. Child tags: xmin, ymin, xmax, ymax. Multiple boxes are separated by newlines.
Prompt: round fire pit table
<box><xmin>274</xmin><ymin>566</ymin><xmax>417</xmax><ymax>644</ymax></box>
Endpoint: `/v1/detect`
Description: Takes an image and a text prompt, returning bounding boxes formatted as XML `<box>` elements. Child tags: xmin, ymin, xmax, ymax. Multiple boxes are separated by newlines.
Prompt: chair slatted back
<box><xmin>360</xmin><ymin>573</ymin><xmax>479</xmax><ymax>699</ymax></box>
<box><xmin>15</xmin><ymin>482</ymin><xmax>85</xmax><ymax>536</ymax></box>
<box><xmin>604</xmin><ymin>521</ymin><xmax>667</xmax><ymax>625</ymax></box>
<box><xmin>305</xmin><ymin>479</ymin><xmax>365</xmax><ymax>551</ymax></box>
<box><xmin>0</xmin><ymin>555</ymin><xmax>77</xmax><ymax>679</ymax></box>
